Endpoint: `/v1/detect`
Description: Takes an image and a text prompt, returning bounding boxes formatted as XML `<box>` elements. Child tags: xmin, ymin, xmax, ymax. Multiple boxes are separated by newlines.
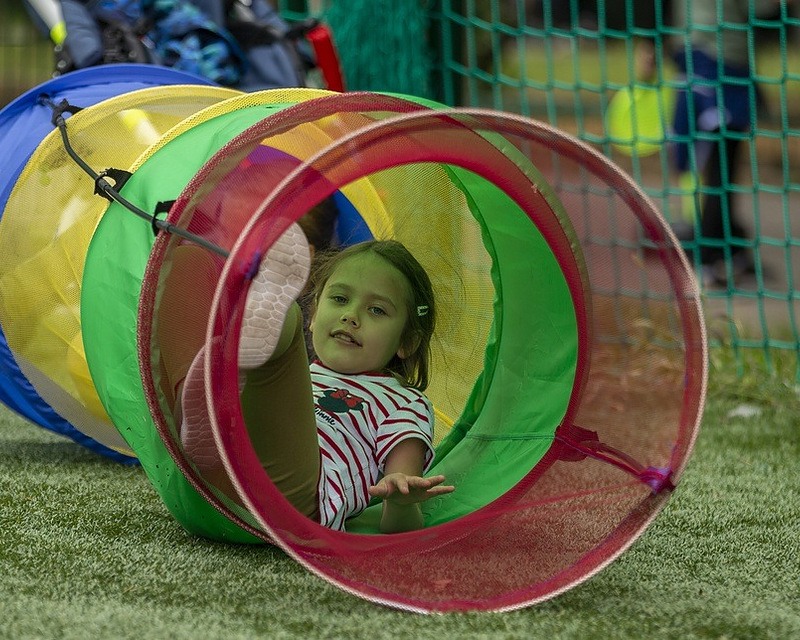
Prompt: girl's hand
<box><xmin>368</xmin><ymin>473</ymin><xmax>454</xmax><ymax>506</ymax></box>
<box><xmin>370</xmin><ymin>440</ymin><xmax>453</xmax><ymax>532</ymax></box>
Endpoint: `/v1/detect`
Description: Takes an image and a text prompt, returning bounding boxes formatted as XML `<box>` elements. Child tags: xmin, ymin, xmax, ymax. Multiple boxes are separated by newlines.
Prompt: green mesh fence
<box><xmin>1</xmin><ymin>0</ymin><xmax>797</xmax><ymax>378</ymax></box>
<box><xmin>327</xmin><ymin>0</ymin><xmax>800</xmax><ymax>379</ymax></box>
<box><xmin>322</xmin><ymin>0</ymin><xmax>432</xmax><ymax>96</ymax></box>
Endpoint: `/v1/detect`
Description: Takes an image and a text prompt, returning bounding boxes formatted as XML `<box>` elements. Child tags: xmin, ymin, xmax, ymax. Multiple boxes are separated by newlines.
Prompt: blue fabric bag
<box><xmin>49</xmin><ymin>0</ymin><xmax>306</xmax><ymax>89</ymax></box>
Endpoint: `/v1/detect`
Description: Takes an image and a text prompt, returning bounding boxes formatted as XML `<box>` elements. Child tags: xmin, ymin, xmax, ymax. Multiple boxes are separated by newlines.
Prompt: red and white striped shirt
<box><xmin>311</xmin><ymin>361</ymin><xmax>435</xmax><ymax>531</ymax></box>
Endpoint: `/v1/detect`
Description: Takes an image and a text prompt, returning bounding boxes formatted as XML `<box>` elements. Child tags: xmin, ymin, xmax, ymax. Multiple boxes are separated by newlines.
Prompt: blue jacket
<box><xmin>55</xmin><ymin>0</ymin><xmax>305</xmax><ymax>89</ymax></box>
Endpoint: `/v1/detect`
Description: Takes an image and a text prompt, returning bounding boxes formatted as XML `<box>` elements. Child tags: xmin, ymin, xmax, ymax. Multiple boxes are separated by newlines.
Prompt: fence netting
<box><xmin>1</xmin><ymin>0</ymin><xmax>797</xmax><ymax>377</ymax></box>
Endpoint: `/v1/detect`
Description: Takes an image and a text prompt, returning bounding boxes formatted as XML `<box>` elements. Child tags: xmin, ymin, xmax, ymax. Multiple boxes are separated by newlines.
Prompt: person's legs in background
<box><xmin>698</xmin><ymin>133</ymin><xmax>753</xmax><ymax>285</ymax></box>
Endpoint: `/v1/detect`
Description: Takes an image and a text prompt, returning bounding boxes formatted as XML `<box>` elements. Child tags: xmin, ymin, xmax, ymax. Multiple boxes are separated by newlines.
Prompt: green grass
<box><xmin>1</xmin><ymin>363</ymin><xmax>798</xmax><ymax>640</ymax></box>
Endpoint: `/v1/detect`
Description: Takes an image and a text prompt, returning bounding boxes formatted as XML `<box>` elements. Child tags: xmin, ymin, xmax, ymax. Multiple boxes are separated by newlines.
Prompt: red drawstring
<box><xmin>557</xmin><ymin>427</ymin><xmax>675</xmax><ymax>494</ymax></box>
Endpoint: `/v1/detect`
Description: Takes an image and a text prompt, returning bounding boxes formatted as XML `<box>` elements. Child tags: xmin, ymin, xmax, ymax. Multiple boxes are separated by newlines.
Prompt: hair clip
<box><xmin>417</xmin><ymin>305</ymin><xmax>429</xmax><ymax>317</ymax></box>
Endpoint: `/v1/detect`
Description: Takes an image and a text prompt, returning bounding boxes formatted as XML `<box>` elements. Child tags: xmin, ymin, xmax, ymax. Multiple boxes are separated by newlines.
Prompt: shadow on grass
<box><xmin>0</xmin><ymin>434</ymin><xmax>135</xmax><ymax>468</ymax></box>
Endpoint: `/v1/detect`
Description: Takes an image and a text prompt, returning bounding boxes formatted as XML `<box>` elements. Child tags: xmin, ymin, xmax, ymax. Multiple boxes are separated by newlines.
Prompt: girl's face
<box><xmin>310</xmin><ymin>252</ymin><xmax>412</xmax><ymax>375</ymax></box>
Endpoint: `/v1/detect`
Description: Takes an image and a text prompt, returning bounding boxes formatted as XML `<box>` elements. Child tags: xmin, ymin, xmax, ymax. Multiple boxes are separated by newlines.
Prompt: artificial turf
<box><xmin>1</xmin><ymin>367</ymin><xmax>798</xmax><ymax>640</ymax></box>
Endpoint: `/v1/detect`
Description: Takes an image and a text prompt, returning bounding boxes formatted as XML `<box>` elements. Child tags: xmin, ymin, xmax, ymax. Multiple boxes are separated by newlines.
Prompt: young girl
<box><xmin>178</xmin><ymin>225</ymin><xmax>454</xmax><ymax>533</ymax></box>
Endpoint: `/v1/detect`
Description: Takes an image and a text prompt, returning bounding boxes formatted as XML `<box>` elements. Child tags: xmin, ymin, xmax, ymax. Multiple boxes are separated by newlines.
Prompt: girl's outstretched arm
<box><xmin>368</xmin><ymin>439</ymin><xmax>454</xmax><ymax>533</ymax></box>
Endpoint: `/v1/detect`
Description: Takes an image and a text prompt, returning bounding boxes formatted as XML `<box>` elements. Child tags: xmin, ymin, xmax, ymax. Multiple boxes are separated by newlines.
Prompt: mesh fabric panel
<box><xmin>137</xmin><ymin>92</ymin><xmax>445</xmax><ymax>539</ymax></box>
<box><xmin>82</xmin><ymin>88</ymin><xmax>338</xmax><ymax>541</ymax></box>
<box><xmin>0</xmin><ymin>64</ymin><xmax>217</xmax><ymax>460</ymax></box>
<box><xmin>197</xmin><ymin>108</ymin><xmax>703</xmax><ymax>611</ymax></box>
<box><xmin>0</xmin><ymin>85</ymin><xmax>238</xmax><ymax>455</ymax></box>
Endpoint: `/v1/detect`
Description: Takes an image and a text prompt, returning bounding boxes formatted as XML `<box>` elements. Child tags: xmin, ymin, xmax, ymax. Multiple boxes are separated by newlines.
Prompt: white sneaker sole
<box><xmin>238</xmin><ymin>222</ymin><xmax>311</xmax><ymax>369</ymax></box>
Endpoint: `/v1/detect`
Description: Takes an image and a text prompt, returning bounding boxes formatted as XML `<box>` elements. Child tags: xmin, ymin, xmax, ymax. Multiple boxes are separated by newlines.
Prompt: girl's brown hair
<box><xmin>311</xmin><ymin>240</ymin><xmax>436</xmax><ymax>391</ymax></box>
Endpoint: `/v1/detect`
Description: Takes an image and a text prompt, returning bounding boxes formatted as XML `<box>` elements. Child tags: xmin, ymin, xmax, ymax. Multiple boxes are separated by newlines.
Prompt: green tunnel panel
<box><xmin>83</xmin><ymin>91</ymin><xmax>580</xmax><ymax>539</ymax></box>
<box><xmin>347</xmin><ymin>167</ymin><xmax>578</xmax><ymax>531</ymax></box>
<box><xmin>81</xmin><ymin>101</ymin><xmax>304</xmax><ymax>542</ymax></box>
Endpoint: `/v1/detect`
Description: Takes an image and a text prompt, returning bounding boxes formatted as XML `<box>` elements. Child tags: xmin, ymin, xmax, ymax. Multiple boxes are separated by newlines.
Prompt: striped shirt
<box><xmin>311</xmin><ymin>361</ymin><xmax>435</xmax><ymax>531</ymax></box>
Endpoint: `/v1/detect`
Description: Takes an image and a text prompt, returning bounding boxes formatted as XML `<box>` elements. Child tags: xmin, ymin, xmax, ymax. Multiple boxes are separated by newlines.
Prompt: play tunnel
<box><xmin>0</xmin><ymin>71</ymin><xmax>706</xmax><ymax>612</ymax></box>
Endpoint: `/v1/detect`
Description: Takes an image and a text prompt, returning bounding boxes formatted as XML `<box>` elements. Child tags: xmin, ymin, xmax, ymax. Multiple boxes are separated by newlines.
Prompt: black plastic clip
<box><xmin>94</xmin><ymin>168</ymin><xmax>133</xmax><ymax>200</ymax></box>
<box><xmin>151</xmin><ymin>200</ymin><xmax>176</xmax><ymax>236</ymax></box>
<box><xmin>43</xmin><ymin>96</ymin><xmax>83</xmax><ymax>127</ymax></box>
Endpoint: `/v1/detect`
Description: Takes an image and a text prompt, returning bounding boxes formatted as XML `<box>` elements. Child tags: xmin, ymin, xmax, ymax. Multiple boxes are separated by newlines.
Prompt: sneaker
<box><xmin>670</xmin><ymin>220</ymin><xmax>695</xmax><ymax>244</ymax></box>
<box><xmin>180</xmin><ymin>223</ymin><xmax>310</xmax><ymax>467</ymax></box>
<box><xmin>238</xmin><ymin>222</ymin><xmax>311</xmax><ymax>369</ymax></box>
<box><xmin>179</xmin><ymin>346</ymin><xmax>220</xmax><ymax>470</ymax></box>
<box><xmin>701</xmin><ymin>264</ymin><xmax>722</xmax><ymax>289</ymax></box>
<box><xmin>179</xmin><ymin>343</ymin><xmax>242</xmax><ymax>499</ymax></box>
<box><xmin>702</xmin><ymin>251</ymin><xmax>756</xmax><ymax>288</ymax></box>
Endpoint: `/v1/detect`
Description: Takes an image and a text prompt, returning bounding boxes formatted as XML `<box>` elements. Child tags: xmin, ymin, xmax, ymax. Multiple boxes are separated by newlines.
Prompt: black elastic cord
<box><xmin>43</xmin><ymin>96</ymin><xmax>229</xmax><ymax>259</ymax></box>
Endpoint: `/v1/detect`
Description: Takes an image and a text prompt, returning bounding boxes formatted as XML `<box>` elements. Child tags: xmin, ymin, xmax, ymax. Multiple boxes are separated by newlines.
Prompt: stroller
<box><xmin>23</xmin><ymin>0</ymin><xmax>344</xmax><ymax>91</ymax></box>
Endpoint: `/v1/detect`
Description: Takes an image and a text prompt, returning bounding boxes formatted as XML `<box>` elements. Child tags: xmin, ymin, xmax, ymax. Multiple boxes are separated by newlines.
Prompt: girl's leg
<box><xmin>165</xmin><ymin>224</ymin><xmax>320</xmax><ymax>519</ymax></box>
<box><xmin>237</xmin><ymin>224</ymin><xmax>320</xmax><ymax>520</ymax></box>
<box><xmin>700</xmin><ymin>135</ymin><xmax>746</xmax><ymax>266</ymax></box>
<box><xmin>240</xmin><ymin>307</ymin><xmax>320</xmax><ymax>520</ymax></box>
<box><xmin>178</xmin><ymin>307</ymin><xmax>319</xmax><ymax>511</ymax></box>
<box><xmin>157</xmin><ymin>243</ymin><xmax>222</xmax><ymax>409</ymax></box>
